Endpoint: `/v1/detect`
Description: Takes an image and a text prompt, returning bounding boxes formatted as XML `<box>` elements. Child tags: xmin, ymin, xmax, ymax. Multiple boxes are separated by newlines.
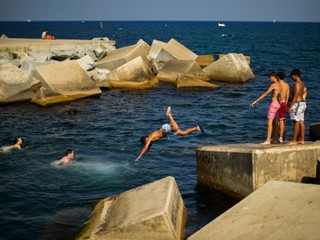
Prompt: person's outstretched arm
<box><xmin>136</xmin><ymin>138</ymin><xmax>153</xmax><ymax>161</ymax></box>
<box><xmin>250</xmin><ymin>84</ymin><xmax>275</xmax><ymax>107</ymax></box>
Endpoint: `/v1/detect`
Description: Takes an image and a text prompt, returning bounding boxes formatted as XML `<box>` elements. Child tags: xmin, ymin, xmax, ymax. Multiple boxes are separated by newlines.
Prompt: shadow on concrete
<box><xmin>301</xmin><ymin>159</ymin><xmax>320</xmax><ymax>184</ymax></box>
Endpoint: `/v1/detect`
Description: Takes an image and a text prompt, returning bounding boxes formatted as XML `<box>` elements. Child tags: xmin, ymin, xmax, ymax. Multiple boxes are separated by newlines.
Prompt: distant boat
<box><xmin>218</xmin><ymin>22</ymin><xmax>225</xmax><ymax>27</ymax></box>
<box><xmin>273</xmin><ymin>19</ymin><xmax>276</xmax><ymax>23</ymax></box>
<box><xmin>26</xmin><ymin>19</ymin><xmax>31</xmax><ymax>22</ymax></box>
<box><xmin>100</xmin><ymin>21</ymin><xmax>103</xmax><ymax>29</ymax></box>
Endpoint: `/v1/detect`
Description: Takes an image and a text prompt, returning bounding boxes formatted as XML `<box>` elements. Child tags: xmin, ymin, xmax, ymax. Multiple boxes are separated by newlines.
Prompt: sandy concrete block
<box><xmin>310</xmin><ymin>123</ymin><xmax>320</xmax><ymax>141</ymax></box>
<box><xmin>203</xmin><ymin>53</ymin><xmax>254</xmax><ymax>83</ymax></box>
<box><xmin>32</xmin><ymin>60</ymin><xmax>101</xmax><ymax>106</ymax></box>
<box><xmin>219</xmin><ymin>53</ymin><xmax>250</xmax><ymax>65</ymax></box>
<box><xmin>196</xmin><ymin>142</ymin><xmax>320</xmax><ymax>199</ymax></box>
<box><xmin>155</xmin><ymin>38</ymin><xmax>198</xmax><ymax>64</ymax></box>
<box><xmin>176</xmin><ymin>75</ymin><xmax>219</xmax><ymax>89</ymax></box>
<box><xmin>0</xmin><ymin>51</ymin><xmax>11</xmax><ymax>60</ymax></box>
<box><xmin>77</xmin><ymin>176</ymin><xmax>186</xmax><ymax>240</ymax></box>
<box><xmin>156</xmin><ymin>59</ymin><xmax>203</xmax><ymax>83</ymax></box>
<box><xmin>137</xmin><ymin>39</ymin><xmax>151</xmax><ymax>54</ymax></box>
<box><xmin>189</xmin><ymin>181</ymin><xmax>320</xmax><ymax>240</ymax></box>
<box><xmin>108</xmin><ymin>56</ymin><xmax>158</xmax><ymax>89</ymax></box>
<box><xmin>96</xmin><ymin>43</ymin><xmax>148</xmax><ymax>70</ymax></box>
<box><xmin>148</xmin><ymin>39</ymin><xmax>166</xmax><ymax>60</ymax></box>
<box><xmin>76</xmin><ymin>55</ymin><xmax>95</xmax><ymax>71</ymax></box>
<box><xmin>196</xmin><ymin>55</ymin><xmax>214</xmax><ymax>68</ymax></box>
<box><xmin>0</xmin><ymin>63</ymin><xmax>41</xmax><ymax>104</ymax></box>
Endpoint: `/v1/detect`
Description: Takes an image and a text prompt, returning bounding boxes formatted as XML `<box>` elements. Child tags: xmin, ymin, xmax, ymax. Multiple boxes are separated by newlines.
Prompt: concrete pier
<box><xmin>77</xmin><ymin>176</ymin><xmax>186</xmax><ymax>240</ymax></box>
<box><xmin>0</xmin><ymin>37</ymin><xmax>116</xmax><ymax>52</ymax></box>
<box><xmin>196</xmin><ymin>142</ymin><xmax>320</xmax><ymax>199</ymax></box>
<box><xmin>188</xmin><ymin>180</ymin><xmax>320</xmax><ymax>240</ymax></box>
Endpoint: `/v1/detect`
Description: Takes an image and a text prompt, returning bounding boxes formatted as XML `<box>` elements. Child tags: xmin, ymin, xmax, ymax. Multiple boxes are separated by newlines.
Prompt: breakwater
<box><xmin>0</xmin><ymin>21</ymin><xmax>319</xmax><ymax>239</ymax></box>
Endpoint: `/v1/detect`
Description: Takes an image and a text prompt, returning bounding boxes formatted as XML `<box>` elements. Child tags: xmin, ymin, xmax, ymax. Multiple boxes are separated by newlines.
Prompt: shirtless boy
<box><xmin>287</xmin><ymin>69</ymin><xmax>306</xmax><ymax>145</ymax></box>
<box><xmin>136</xmin><ymin>106</ymin><xmax>204</xmax><ymax>161</ymax></box>
<box><xmin>250</xmin><ymin>72</ymin><xmax>282</xmax><ymax>145</ymax></box>
<box><xmin>277</xmin><ymin>72</ymin><xmax>290</xmax><ymax>143</ymax></box>
<box><xmin>57</xmin><ymin>149</ymin><xmax>74</xmax><ymax>165</ymax></box>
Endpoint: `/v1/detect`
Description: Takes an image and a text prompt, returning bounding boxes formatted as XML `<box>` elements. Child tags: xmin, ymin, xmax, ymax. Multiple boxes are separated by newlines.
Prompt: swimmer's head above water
<box><xmin>12</xmin><ymin>136</ymin><xmax>23</xmax><ymax>149</ymax></box>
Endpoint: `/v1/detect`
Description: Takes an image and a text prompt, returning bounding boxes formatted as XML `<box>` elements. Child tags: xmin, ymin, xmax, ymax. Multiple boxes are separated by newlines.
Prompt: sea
<box><xmin>0</xmin><ymin>21</ymin><xmax>319</xmax><ymax>240</ymax></box>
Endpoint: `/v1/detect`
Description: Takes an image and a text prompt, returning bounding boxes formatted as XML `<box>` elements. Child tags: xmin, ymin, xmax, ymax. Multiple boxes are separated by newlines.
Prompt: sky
<box><xmin>0</xmin><ymin>0</ymin><xmax>319</xmax><ymax>22</ymax></box>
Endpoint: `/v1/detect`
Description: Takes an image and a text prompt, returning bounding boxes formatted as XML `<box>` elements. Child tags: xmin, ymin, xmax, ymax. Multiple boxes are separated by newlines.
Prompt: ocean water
<box><xmin>0</xmin><ymin>21</ymin><xmax>319</xmax><ymax>239</ymax></box>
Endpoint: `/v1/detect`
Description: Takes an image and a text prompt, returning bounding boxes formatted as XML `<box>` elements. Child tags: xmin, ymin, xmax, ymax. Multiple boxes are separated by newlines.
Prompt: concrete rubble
<box><xmin>77</xmin><ymin>176</ymin><xmax>186</xmax><ymax>240</ymax></box>
<box><xmin>0</xmin><ymin>36</ymin><xmax>255</xmax><ymax>106</ymax></box>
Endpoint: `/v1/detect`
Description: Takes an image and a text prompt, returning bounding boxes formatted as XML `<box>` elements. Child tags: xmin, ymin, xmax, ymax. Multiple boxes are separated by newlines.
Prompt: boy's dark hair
<box><xmin>268</xmin><ymin>72</ymin><xmax>278</xmax><ymax>79</ymax></box>
<box><xmin>140</xmin><ymin>137</ymin><xmax>147</xmax><ymax>145</ymax></box>
<box><xmin>12</xmin><ymin>136</ymin><xmax>21</xmax><ymax>145</ymax></box>
<box><xmin>290</xmin><ymin>69</ymin><xmax>301</xmax><ymax>77</ymax></box>
<box><xmin>65</xmin><ymin>149</ymin><xmax>73</xmax><ymax>156</ymax></box>
<box><xmin>277</xmin><ymin>71</ymin><xmax>285</xmax><ymax>80</ymax></box>
<box><xmin>140</xmin><ymin>136</ymin><xmax>153</xmax><ymax>150</ymax></box>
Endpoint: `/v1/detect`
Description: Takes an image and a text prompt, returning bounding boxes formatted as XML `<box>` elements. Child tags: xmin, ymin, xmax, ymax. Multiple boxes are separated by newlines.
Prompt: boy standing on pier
<box><xmin>287</xmin><ymin>69</ymin><xmax>306</xmax><ymax>145</ymax></box>
<box><xmin>250</xmin><ymin>72</ymin><xmax>282</xmax><ymax>145</ymax></box>
<box><xmin>277</xmin><ymin>72</ymin><xmax>290</xmax><ymax>143</ymax></box>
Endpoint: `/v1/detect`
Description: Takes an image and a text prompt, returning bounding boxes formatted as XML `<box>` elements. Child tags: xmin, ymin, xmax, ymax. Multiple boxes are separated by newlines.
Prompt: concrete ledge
<box><xmin>189</xmin><ymin>181</ymin><xmax>320</xmax><ymax>240</ymax></box>
<box><xmin>77</xmin><ymin>176</ymin><xmax>186</xmax><ymax>240</ymax></box>
<box><xmin>196</xmin><ymin>142</ymin><xmax>320</xmax><ymax>199</ymax></box>
<box><xmin>0</xmin><ymin>37</ymin><xmax>116</xmax><ymax>52</ymax></box>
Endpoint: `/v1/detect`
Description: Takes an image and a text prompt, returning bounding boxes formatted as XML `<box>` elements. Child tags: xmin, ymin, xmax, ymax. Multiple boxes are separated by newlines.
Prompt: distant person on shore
<box><xmin>0</xmin><ymin>136</ymin><xmax>23</xmax><ymax>152</ymax></box>
<box><xmin>277</xmin><ymin>71</ymin><xmax>290</xmax><ymax>143</ymax></box>
<box><xmin>136</xmin><ymin>106</ymin><xmax>204</xmax><ymax>161</ymax></box>
<box><xmin>56</xmin><ymin>149</ymin><xmax>75</xmax><ymax>165</ymax></box>
<box><xmin>41</xmin><ymin>29</ymin><xmax>55</xmax><ymax>40</ymax></box>
<box><xmin>250</xmin><ymin>72</ymin><xmax>282</xmax><ymax>145</ymax></box>
<box><xmin>287</xmin><ymin>69</ymin><xmax>306</xmax><ymax>145</ymax></box>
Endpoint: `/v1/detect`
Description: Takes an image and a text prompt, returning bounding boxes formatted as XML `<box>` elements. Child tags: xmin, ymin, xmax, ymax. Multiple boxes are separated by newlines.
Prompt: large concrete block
<box><xmin>310</xmin><ymin>122</ymin><xmax>320</xmax><ymax>141</ymax></box>
<box><xmin>203</xmin><ymin>53</ymin><xmax>254</xmax><ymax>83</ymax></box>
<box><xmin>196</xmin><ymin>55</ymin><xmax>214</xmax><ymax>68</ymax></box>
<box><xmin>176</xmin><ymin>75</ymin><xmax>219</xmax><ymax>90</ymax></box>
<box><xmin>219</xmin><ymin>53</ymin><xmax>250</xmax><ymax>65</ymax></box>
<box><xmin>108</xmin><ymin>56</ymin><xmax>158</xmax><ymax>89</ymax></box>
<box><xmin>189</xmin><ymin>181</ymin><xmax>320</xmax><ymax>240</ymax></box>
<box><xmin>157</xmin><ymin>60</ymin><xmax>203</xmax><ymax>83</ymax></box>
<box><xmin>96</xmin><ymin>43</ymin><xmax>148</xmax><ymax>70</ymax></box>
<box><xmin>155</xmin><ymin>38</ymin><xmax>198</xmax><ymax>64</ymax></box>
<box><xmin>196</xmin><ymin>142</ymin><xmax>320</xmax><ymax>199</ymax></box>
<box><xmin>32</xmin><ymin>60</ymin><xmax>101</xmax><ymax>106</ymax></box>
<box><xmin>77</xmin><ymin>176</ymin><xmax>186</xmax><ymax>240</ymax></box>
<box><xmin>0</xmin><ymin>63</ymin><xmax>41</xmax><ymax>104</ymax></box>
<box><xmin>137</xmin><ymin>39</ymin><xmax>151</xmax><ymax>54</ymax></box>
<box><xmin>148</xmin><ymin>39</ymin><xmax>166</xmax><ymax>60</ymax></box>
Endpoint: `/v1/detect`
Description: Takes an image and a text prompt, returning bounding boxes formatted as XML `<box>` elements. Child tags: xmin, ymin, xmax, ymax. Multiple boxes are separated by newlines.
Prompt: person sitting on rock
<box><xmin>136</xmin><ymin>106</ymin><xmax>204</xmax><ymax>161</ymax></box>
<box><xmin>56</xmin><ymin>149</ymin><xmax>74</xmax><ymax>165</ymax></box>
<box><xmin>41</xmin><ymin>29</ymin><xmax>55</xmax><ymax>40</ymax></box>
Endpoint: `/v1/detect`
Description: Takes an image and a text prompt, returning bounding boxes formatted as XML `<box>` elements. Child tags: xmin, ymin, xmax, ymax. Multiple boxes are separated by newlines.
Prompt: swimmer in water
<box><xmin>136</xmin><ymin>106</ymin><xmax>204</xmax><ymax>161</ymax></box>
<box><xmin>0</xmin><ymin>136</ymin><xmax>23</xmax><ymax>152</ymax></box>
<box><xmin>56</xmin><ymin>149</ymin><xmax>74</xmax><ymax>165</ymax></box>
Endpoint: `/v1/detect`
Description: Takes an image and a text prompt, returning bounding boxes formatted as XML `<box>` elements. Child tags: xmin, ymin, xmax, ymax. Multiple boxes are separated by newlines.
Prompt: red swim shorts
<box><xmin>278</xmin><ymin>102</ymin><xmax>287</xmax><ymax>120</ymax></box>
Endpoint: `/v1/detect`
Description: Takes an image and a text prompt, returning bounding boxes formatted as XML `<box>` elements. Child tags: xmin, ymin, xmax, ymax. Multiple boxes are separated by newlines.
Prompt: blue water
<box><xmin>0</xmin><ymin>21</ymin><xmax>319</xmax><ymax>240</ymax></box>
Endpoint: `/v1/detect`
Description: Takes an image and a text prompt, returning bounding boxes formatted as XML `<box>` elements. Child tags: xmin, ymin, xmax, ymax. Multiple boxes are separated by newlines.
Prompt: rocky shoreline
<box><xmin>0</xmin><ymin>35</ymin><xmax>254</xmax><ymax>106</ymax></box>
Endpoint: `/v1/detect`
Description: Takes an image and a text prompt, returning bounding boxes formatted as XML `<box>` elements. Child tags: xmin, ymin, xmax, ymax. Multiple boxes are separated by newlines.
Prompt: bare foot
<box><xmin>166</xmin><ymin>106</ymin><xmax>172</xmax><ymax>116</ymax></box>
<box><xmin>298</xmin><ymin>141</ymin><xmax>305</xmax><ymax>145</ymax></box>
<box><xmin>287</xmin><ymin>141</ymin><xmax>298</xmax><ymax>145</ymax></box>
<box><xmin>260</xmin><ymin>141</ymin><xmax>271</xmax><ymax>145</ymax></box>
